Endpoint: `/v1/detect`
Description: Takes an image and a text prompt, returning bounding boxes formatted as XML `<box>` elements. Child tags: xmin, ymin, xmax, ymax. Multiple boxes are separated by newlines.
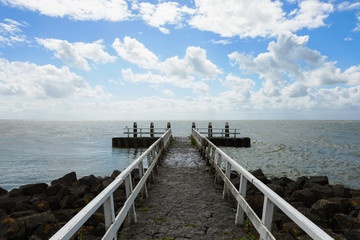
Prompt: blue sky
<box><xmin>0</xmin><ymin>0</ymin><xmax>359</xmax><ymax>120</ymax></box>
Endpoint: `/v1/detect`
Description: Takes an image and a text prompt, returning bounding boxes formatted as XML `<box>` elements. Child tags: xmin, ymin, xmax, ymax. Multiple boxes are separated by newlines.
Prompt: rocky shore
<box><xmin>229</xmin><ymin>169</ymin><xmax>360</xmax><ymax>240</ymax></box>
<box><xmin>0</xmin><ymin>168</ymin><xmax>359</xmax><ymax>240</ymax></box>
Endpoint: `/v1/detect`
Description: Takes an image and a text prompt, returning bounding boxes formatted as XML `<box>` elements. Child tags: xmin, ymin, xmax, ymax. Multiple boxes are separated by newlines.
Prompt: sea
<box><xmin>0</xmin><ymin>120</ymin><xmax>359</xmax><ymax>191</ymax></box>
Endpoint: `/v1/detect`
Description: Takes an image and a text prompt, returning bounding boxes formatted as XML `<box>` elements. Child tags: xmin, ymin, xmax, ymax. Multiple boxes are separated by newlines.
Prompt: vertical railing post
<box><xmin>147</xmin><ymin>153</ymin><xmax>155</xmax><ymax>183</ymax></box>
<box><xmin>215</xmin><ymin>154</ymin><xmax>222</xmax><ymax>184</ymax></box>
<box><xmin>208</xmin><ymin>122</ymin><xmax>213</xmax><ymax>137</ymax></box>
<box><xmin>225</xmin><ymin>122</ymin><xmax>229</xmax><ymax>137</ymax></box>
<box><xmin>192</xmin><ymin>122</ymin><xmax>196</xmax><ymax>130</ymax></box>
<box><xmin>235</xmin><ymin>174</ymin><xmax>248</xmax><ymax>225</ymax></box>
<box><xmin>167</xmin><ymin>122</ymin><xmax>171</xmax><ymax>130</ymax></box>
<box><xmin>223</xmin><ymin>160</ymin><xmax>231</xmax><ymax>199</ymax></box>
<box><xmin>150</xmin><ymin>122</ymin><xmax>154</xmax><ymax>137</ymax></box>
<box><xmin>261</xmin><ymin>196</ymin><xmax>275</xmax><ymax>240</ymax></box>
<box><xmin>133</xmin><ymin>122</ymin><xmax>137</xmax><ymax>138</ymax></box>
<box><xmin>104</xmin><ymin>194</ymin><xmax>116</xmax><ymax>239</ymax></box>
<box><xmin>138</xmin><ymin>162</ymin><xmax>148</xmax><ymax>199</ymax></box>
<box><xmin>125</xmin><ymin>174</ymin><xmax>137</xmax><ymax>223</ymax></box>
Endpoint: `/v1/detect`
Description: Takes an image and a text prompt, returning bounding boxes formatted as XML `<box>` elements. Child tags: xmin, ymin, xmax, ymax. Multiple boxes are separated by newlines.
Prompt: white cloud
<box><xmin>36</xmin><ymin>38</ymin><xmax>116</xmax><ymax>71</ymax></box>
<box><xmin>0</xmin><ymin>18</ymin><xmax>28</xmax><ymax>46</ymax></box>
<box><xmin>209</xmin><ymin>39</ymin><xmax>232</xmax><ymax>45</ymax></box>
<box><xmin>344</xmin><ymin>37</ymin><xmax>353</xmax><ymax>41</ymax></box>
<box><xmin>162</xmin><ymin>46</ymin><xmax>222</xmax><ymax>80</ymax></box>
<box><xmin>162</xmin><ymin>89</ymin><xmax>175</xmax><ymax>97</ymax></box>
<box><xmin>136</xmin><ymin>1</ymin><xmax>194</xmax><ymax>34</ymax></box>
<box><xmin>189</xmin><ymin>0</ymin><xmax>333</xmax><ymax>38</ymax></box>
<box><xmin>0</xmin><ymin>0</ymin><xmax>132</xmax><ymax>21</ymax></box>
<box><xmin>112</xmin><ymin>36</ymin><xmax>159</xmax><ymax>69</ymax></box>
<box><xmin>0</xmin><ymin>58</ymin><xmax>108</xmax><ymax>99</ymax></box>
<box><xmin>338</xmin><ymin>1</ymin><xmax>360</xmax><ymax>11</ymax></box>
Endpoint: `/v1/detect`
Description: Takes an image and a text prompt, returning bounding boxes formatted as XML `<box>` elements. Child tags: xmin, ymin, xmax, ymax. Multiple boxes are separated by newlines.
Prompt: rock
<box><xmin>111</xmin><ymin>170</ymin><xmax>121</xmax><ymax>179</ymax></box>
<box><xmin>343</xmin><ymin>229</ymin><xmax>360</xmax><ymax>240</ymax></box>
<box><xmin>250</xmin><ymin>169</ymin><xmax>270</xmax><ymax>184</ymax></box>
<box><xmin>22</xmin><ymin>211</ymin><xmax>56</xmax><ymax>231</ymax></box>
<box><xmin>0</xmin><ymin>217</ymin><xmax>26</xmax><ymax>240</ymax></box>
<box><xmin>29</xmin><ymin>193</ymin><xmax>48</xmax><ymax>204</ymax></box>
<box><xmin>0</xmin><ymin>188</ymin><xmax>8</xmax><ymax>197</ymax></box>
<box><xmin>272</xmin><ymin>231</ymin><xmax>294</xmax><ymax>240</ymax></box>
<box><xmin>51</xmin><ymin>172</ymin><xmax>77</xmax><ymax>187</ymax></box>
<box><xmin>246</xmin><ymin>195</ymin><xmax>264</xmax><ymax>217</ymax></box>
<box><xmin>291</xmin><ymin>189</ymin><xmax>317</xmax><ymax>207</ymax></box>
<box><xmin>10</xmin><ymin>210</ymin><xmax>37</xmax><ymax>218</ymax></box>
<box><xmin>309</xmin><ymin>184</ymin><xmax>334</xmax><ymax>200</ymax></box>
<box><xmin>0</xmin><ymin>196</ymin><xmax>31</xmax><ymax>213</ymax></box>
<box><xmin>267</xmin><ymin>184</ymin><xmax>285</xmax><ymax>197</ymax></box>
<box><xmin>102</xmin><ymin>177</ymin><xmax>113</xmax><ymax>188</ymax></box>
<box><xmin>333</xmin><ymin>213</ymin><xmax>360</xmax><ymax>230</ymax></box>
<box><xmin>283</xmin><ymin>222</ymin><xmax>305</xmax><ymax>238</ymax></box>
<box><xmin>295</xmin><ymin>176</ymin><xmax>309</xmax><ymax>189</ymax></box>
<box><xmin>61</xmin><ymin>192</ymin><xmax>80</xmax><ymax>209</ymax></box>
<box><xmin>74</xmin><ymin>184</ymin><xmax>89</xmax><ymax>198</ymax></box>
<box><xmin>33</xmin><ymin>200</ymin><xmax>50</xmax><ymax>213</ymax></box>
<box><xmin>8</xmin><ymin>189</ymin><xmax>22</xmax><ymax>197</ymax></box>
<box><xmin>350</xmin><ymin>197</ymin><xmax>360</xmax><ymax>210</ymax></box>
<box><xmin>45</xmin><ymin>184</ymin><xmax>63</xmax><ymax>196</ymax></box>
<box><xmin>48</xmin><ymin>196</ymin><xmax>62</xmax><ymax>211</ymax></box>
<box><xmin>309</xmin><ymin>176</ymin><xmax>329</xmax><ymax>185</ymax></box>
<box><xmin>74</xmin><ymin>175</ymin><xmax>97</xmax><ymax>188</ymax></box>
<box><xmin>311</xmin><ymin>199</ymin><xmax>342</xmax><ymax>219</ymax></box>
<box><xmin>285</xmin><ymin>182</ymin><xmax>300</xmax><ymax>195</ymax></box>
<box><xmin>328</xmin><ymin>198</ymin><xmax>352</xmax><ymax>214</ymax></box>
<box><xmin>19</xmin><ymin>183</ymin><xmax>48</xmax><ymax>196</ymax></box>
<box><xmin>333</xmin><ymin>185</ymin><xmax>351</xmax><ymax>198</ymax></box>
<box><xmin>31</xmin><ymin>222</ymin><xmax>63</xmax><ymax>240</ymax></box>
<box><xmin>53</xmin><ymin>209</ymin><xmax>75</xmax><ymax>222</ymax></box>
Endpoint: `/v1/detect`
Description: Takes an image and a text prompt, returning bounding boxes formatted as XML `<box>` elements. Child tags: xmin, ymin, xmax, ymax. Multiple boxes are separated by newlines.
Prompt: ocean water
<box><xmin>0</xmin><ymin>120</ymin><xmax>359</xmax><ymax>190</ymax></box>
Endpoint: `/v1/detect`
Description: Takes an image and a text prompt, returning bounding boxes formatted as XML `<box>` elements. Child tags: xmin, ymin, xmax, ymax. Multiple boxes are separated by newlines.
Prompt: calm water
<box><xmin>0</xmin><ymin>120</ymin><xmax>359</xmax><ymax>190</ymax></box>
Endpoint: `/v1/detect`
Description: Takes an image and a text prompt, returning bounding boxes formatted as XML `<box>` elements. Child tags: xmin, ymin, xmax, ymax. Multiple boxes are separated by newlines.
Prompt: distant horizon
<box><xmin>1</xmin><ymin>1</ymin><xmax>359</xmax><ymax>120</ymax></box>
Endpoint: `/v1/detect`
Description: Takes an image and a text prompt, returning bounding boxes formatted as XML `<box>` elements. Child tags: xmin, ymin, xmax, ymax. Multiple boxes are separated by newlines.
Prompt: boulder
<box><xmin>332</xmin><ymin>213</ymin><xmax>360</xmax><ymax>230</ymax></box>
<box><xmin>350</xmin><ymin>196</ymin><xmax>360</xmax><ymax>210</ymax></box>
<box><xmin>309</xmin><ymin>176</ymin><xmax>329</xmax><ymax>185</ymax></box>
<box><xmin>0</xmin><ymin>196</ymin><xmax>31</xmax><ymax>213</ymax></box>
<box><xmin>61</xmin><ymin>192</ymin><xmax>80</xmax><ymax>209</ymax></box>
<box><xmin>53</xmin><ymin>209</ymin><xmax>75</xmax><ymax>222</ymax></box>
<box><xmin>31</xmin><ymin>222</ymin><xmax>63</xmax><ymax>240</ymax></box>
<box><xmin>51</xmin><ymin>172</ymin><xmax>77</xmax><ymax>187</ymax></box>
<box><xmin>111</xmin><ymin>170</ymin><xmax>121</xmax><ymax>179</ymax></box>
<box><xmin>0</xmin><ymin>217</ymin><xmax>26</xmax><ymax>240</ymax></box>
<box><xmin>74</xmin><ymin>175</ymin><xmax>97</xmax><ymax>188</ymax></box>
<box><xmin>291</xmin><ymin>189</ymin><xmax>317</xmax><ymax>207</ymax></box>
<box><xmin>20</xmin><ymin>183</ymin><xmax>48</xmax><ymax>196</ymax></box>
<box><xmin>10</xmin><ymin>210</ymin><xmax>37</xmax><ymax>218</ymax></box>
<box><xmin>283</xmin><ymin>222</ymin><xmax>305</xmax><ymax>238</ymax></box>
<box><xmin>295</xmin><ymin>176</ymin><xmax>309</xmax><ymax>189</ymax></box>
<box><xmin>44</xmin><ymin>184</ymin><xmax>63</xmax><ymax>196</ymax></box>
<box><xmin>309</xmin><ymin>184</ymin><xmax>334</xmax><ymax>200</ymax></box>
<box><xmin>0</xmin><ymin>188</ymin><xmax>8</xmax><ymax>197</ymax></box>
<box><xmin>328</xmin><ymin>198</ymin><xmax>352</xmax><ymax>214</ymax></box>
<box><xmin>22</xmin><ymin>211</ymin><xmax>56</xmax><ymax>231</ymax></box>
<box><xmin>333</xmin><ymin>185</ymin><xmax>351</xmax><ymax>198</ymax></box>
<box><xmin>311</xmin><ymin>199</ymin><xmax>342</xmax><ymax>219</ymax></box>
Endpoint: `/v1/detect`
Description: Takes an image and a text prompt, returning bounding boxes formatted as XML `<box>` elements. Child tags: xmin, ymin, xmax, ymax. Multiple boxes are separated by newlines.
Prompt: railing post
<box><xmin>125</xmin><ymin>174</ymin><xmax>137</xmax><ymax>223</ymax></box>
<box><xmin>192</xmin><ymin>122</ymin><xmax>196</xmax><ymax>130</ymax></box>
<box><xmin>223</xmin><ymin>160</ymin><xmax>231</xmax><ymax>199</ymax></box>
<box><xmin>235</xmin><ymin>174</ymin><xmax>248</xmax><ymax>225</ymax></box>
<box><xmin>225</xmin><ymin>122</ymin><xmax>229</xmax><ymax>137</ymax></box>
<box><xmin>209</xmin><ymin>146</ymin><xmax>216</xmax><ymax>174</ymax></box>
<box><xmin>215</xmin><ymin>154</ymin><xmax>222</xmax><ymax>184</ymax></box>
<box><xmin>133</xmin><ymin>122</ymin><xmax>137</xmax><ymax>138</ymax></box>
<box><xmin>138</xmin><ymin>162</ymin><xmax>148</xmax><ymax>199</ymax></box>
<box><xmin>150</xmin><ymin>122</ymin><xmax>154</xmax><ymax>137</ymax></box>
<box><xmin>208</xmin><ymin>122</ymin><xmax>213</xmax><ymax>137</ymax></box>
<box><xmin>147</xmin><ymin>152</ymin><xmax>155</xmax><ymax>183</ymax></box>
<box><xmin>261</xmin><ymin>196</ymin><xmax>275</xmax><ymax>240</ymax></box>
<box><xmin>167</xmin><ymin>122</ymin><xmax>171</xmax><ymax>130</ymax></box>
<box><xmin>103</xmin><ymin>194</ymin><xmax>116</xmax><ymax>239</ymax></box>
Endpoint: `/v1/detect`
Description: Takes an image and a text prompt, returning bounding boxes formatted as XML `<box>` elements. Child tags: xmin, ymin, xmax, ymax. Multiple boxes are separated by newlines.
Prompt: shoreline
<box><xmin>0</xmin><ymin>169</ymin><xmax>359</xmax><ymax>239</ymax></box>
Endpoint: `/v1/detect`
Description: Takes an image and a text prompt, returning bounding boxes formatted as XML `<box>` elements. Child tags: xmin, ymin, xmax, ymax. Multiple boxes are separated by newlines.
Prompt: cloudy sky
<box><xmin>0</xmin><ymin>0</ymin><xmax>359</xmax><ymax>120</ymax></box>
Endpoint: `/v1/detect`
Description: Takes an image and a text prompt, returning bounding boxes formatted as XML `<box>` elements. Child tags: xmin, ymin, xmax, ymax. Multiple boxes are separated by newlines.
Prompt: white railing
<box><xmin>50</xmin><ymin>129</ymin><xmax>173</xmax><ymax>240</ymax></box>
<box><xmin>195</xmin><ymin>127</ymin><xmax>241</xmax><ymax>138</ymax></box>
<box><xmin>191</xmin><ymin>128</ymin><xmax>333</xmax><ymax>240</ymax></box>
<box><xmin>123</xmin><ymin>127</ymin><xmax>168</xmax><ymax>137</ymax></box>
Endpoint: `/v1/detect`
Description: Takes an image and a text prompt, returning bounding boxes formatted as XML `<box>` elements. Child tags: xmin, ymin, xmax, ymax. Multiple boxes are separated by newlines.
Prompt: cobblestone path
<box><xmin>118</xmin><ymin>137</ymin><xmax>249</xmax><ymax>240</ymax></box>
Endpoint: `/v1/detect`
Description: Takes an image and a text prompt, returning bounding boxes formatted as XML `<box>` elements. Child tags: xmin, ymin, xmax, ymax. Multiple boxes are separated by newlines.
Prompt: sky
<box><xmin>0</xmin><ymin>0</ymin><xmax>359</xmax><ymax>120</ymax></box>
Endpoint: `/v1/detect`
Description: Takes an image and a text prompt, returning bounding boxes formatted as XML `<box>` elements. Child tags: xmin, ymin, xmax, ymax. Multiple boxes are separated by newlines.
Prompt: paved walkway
<box><xmin>118</xmin><ymin>137</ymin><xmax>249</xmax><ymax>240</ymax></box>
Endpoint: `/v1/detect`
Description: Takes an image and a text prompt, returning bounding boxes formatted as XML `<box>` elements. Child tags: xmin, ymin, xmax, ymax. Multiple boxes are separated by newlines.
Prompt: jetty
<box><xmin>48</xmin><ymin>123</ymin><xmax>335</xmax><ymax>240</ymax></box>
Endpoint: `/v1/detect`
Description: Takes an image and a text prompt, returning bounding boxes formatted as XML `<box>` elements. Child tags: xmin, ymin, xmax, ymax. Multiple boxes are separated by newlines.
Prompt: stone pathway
<box><xmin>118</xmin><ymin>137</ymin><xmax>249</xmax><ymax>240</ymax></box>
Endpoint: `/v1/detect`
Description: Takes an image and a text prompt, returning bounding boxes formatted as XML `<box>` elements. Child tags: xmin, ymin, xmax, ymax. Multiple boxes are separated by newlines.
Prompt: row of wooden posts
<box><xmin>192</xmin><ymin>122</ymin><xmax>232</xmax><ymax>138</ymax></box>
<box><xmin>131</xmin><ymin>122</ymin><xmax>171</xmax><ymax>138</ymax></box>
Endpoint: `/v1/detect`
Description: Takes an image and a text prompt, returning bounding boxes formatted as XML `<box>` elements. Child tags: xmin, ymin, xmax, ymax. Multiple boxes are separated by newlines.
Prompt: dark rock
<box><xmin>86</xmin><ymin>212</ymin><xmax>104</xmax><ymax>227</ymax></box>
<box><xmin>296</xmin><ymin>207</ymin><xmax>324</xmax><ymax>227</ymax></box>
<box><xmin>0</xmin><ymin>217</ymin><xmax>26</xmax><ymax>240</ymax></box>
<box><xmin>267</xmin><ymin>184</ymin><xmax>285</xmax><ymax>197</ymax></box>
<box><xmin>8</xmin><ymin>189</ymin><xmax>22</xmax><ymax>197</ymax></box>
<box><xmin>9</xmin><ymin>201</ymin><xmax>33</xmax><ymax>214</ymax></box>
<box><xmin>10</xmin><ymin>210</ymin><xmax>37</xmax><ymax>218</ymax></box>
<box><xmin>111</xmin><ymin>170</ymin><xmax>121</xmax><ymax>179</ymax></box>
<box><xmin>22</xmin><ymin>211</ymin><xmax>56</xmax><ymax>231</ymax></box>
<box><xmin>272</xmin><ymin>231</ymin><xmax>294</xmax><ymax>240</ymax></box>
<box><xmin>0</xmin><ymin>188</ymin><xmax>8</xmax><ymax>197</ymax></box>
<box><xmin>31</xmin><ymin>222</ymin><xmax>62</xmax><ymax>240</ymax></box>
<box><xmin>48</xmin><ymin>196</ymin><xmax>62</xmax><ymax>211</ymax></box>
<box><xmin>295</xmin><ymin>176</ymin><xmax>309</xmax><ymax>189</ymax></box>
<box><xmin>51</xmin><ymin>172</ymin><xmax>77</xmax><ymax>187</ymax></box>
<box><xmin>33</xmin><ymin>200</ymin><xmax>50</xmax><ymax>213</ymax></box>
<box><xmin>328</xmin><ymin>198</ymin><xmax>352</xmax><ymax>214</ymax></box>
<box><xmin>53</xmin><ymin>209</ymin><xmax>75</xmax><ymax>222</ymax></box>
<box><xmin>350</xmin><ymin>197</ymin><xmax>360</xmax><ymax>210</ymax></box>
<box><xmin>74</xmin><ymin>184</ymin><xmax>89</xmax><ymax>198</ymax></box>
<box><xmin>246</xmin><ymin>195</ymin><xmax>264</xmax><ymax>217</ymax></box>
<box><xmin>30</xmin><ymin>193</ymin><xmax>48</xmax><ymax>204</ymax></box>
<box><xmin>55</xmin><ymin>186</ymin><xmax>70</xmax><ymax>199</ymax></box>
<box><xmin>45</xmin><ymin>184</ymin><xmax>63</xmax><ymax>196</ymax></box>
<box><xmin>61</xmin><ymin>192</ymin><xmax>80</xmax><ymax>209</ymax></box>
<box><xmin>343</xmin><ymin>229</ymin><xmax>360</xmax><ymax>240</ymax></box>
<box><xmin>309</xmin><ymin>184</ymin><xmax>334</xmax><ymax>199</ymax></box>
<box><xmin>309</xmin><ymin>176</ymin><xmax>329</xmax><ymax>185</ymax></box>
<box><xmin>250</xmin><ymin>169</ymin><xmax>270</xmax><ymax>184</ymax></box>
<box><xmin>285</xmin><ymin>182</ymin><xmax>300</xmax><ymax>195</ymax></box>
<box><xmin>351</xmin><ymin>190</ymin><xmax>360</xmax><ymax>197</ymax></box>
<box><xmin>291</xmin><ymin>189</ymin><xmax>317</xmax><ymax>207</ymax></box>
<box><xmin>333</xmin><ymin>185</ymin><xmax>351</xmax><ymax>198</ymax></box>
<box><xmin>311</xmin><ymin>199</ymin><xmax>342</xmax><ymax>219</ymax></box>
<box><xmin>102</xmin><ymin>177</ymin><xmax>113</xmax><ymax>188</ymax></box>
<box><xmin>283</xmin><ymin>222</ymin><xmax>305</xmax><ymax>238</ymax></box>
<box><xmin>74</xmin><ymin>175</ymin><xmax>97</xmax><ymax>188</ymax></box>
<box><xmin>296</xmin><ymin>235</ymin><xmax>312</xmax><ymax>240</ymax></box>
<box><xmin>332</xmin><ymin>213</ymin><xmax>360</xmax><ymax>230</ymax></box>
<box><xmin>0</xmin><ymin>196</ymin><xmax>31</xmax><ymax>213</ymax></box>
<box><xmin>20</xmin><ymin>183</ymin><xmax>48</xmax><ymax>196</ymax></box>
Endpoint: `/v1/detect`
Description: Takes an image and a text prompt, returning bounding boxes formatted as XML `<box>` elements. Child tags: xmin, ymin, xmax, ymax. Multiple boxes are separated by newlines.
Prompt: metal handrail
<box><xmin>50</xmin><ymin>129</ymin><xmax>173</xmax><ymax>240</ymax></box>
<box><xmin>195</xmin><ymin>128</ymin><xmax>241</xmax><ymax>138</ymax></box>
<box><xmin>123</xmin><ymin>127</ymin><xmax>168</xmax><ymax>137</ymax></box>
<box><xmin>191</xmin><ymin>128</ymin><xmax>333</xmax><ymax>240</ymax></box>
